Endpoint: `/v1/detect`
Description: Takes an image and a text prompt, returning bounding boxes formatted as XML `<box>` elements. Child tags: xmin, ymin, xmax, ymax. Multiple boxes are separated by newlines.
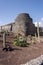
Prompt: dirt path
<box><xmin>0</xmin><ymin>42</ymin><xmax>43</xmax><ymax>65</ymax></box>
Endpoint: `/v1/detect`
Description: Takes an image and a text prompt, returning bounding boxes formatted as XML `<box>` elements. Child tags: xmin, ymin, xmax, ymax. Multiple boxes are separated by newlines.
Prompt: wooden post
<box><xmin>3</xmin><ymin>32</ymin><xmax>6</xmax><ymax>48</ymax></box>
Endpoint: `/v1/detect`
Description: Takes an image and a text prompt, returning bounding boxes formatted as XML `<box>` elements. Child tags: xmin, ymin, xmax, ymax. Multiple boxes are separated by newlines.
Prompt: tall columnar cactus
<box><xmin>37</xmin><ymin>22</ymin><xmax>40</xmax><ymax>42</ymax></box>
<box><xmin>3</xmin><ymin>32</ymin><xmax>6</xmax><ymax>48</ymax></box>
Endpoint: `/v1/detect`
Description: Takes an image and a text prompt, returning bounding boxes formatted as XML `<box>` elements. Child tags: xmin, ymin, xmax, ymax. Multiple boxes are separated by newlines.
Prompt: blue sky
<box><xmin>0</xmin><ymin>0</ymin><xmax>43</xmax><ymax>26</ymax></box>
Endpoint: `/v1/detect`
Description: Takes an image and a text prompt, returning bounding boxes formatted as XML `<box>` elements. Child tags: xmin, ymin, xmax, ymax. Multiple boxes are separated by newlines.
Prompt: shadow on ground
<box><xmin>2</xmin><ymin>47</ymin><xmax>22</xmax><ymax>52</ymax></box>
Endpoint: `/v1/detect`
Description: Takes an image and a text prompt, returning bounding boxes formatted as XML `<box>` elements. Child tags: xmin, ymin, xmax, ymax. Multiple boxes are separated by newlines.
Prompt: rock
<box><xmin>12</xmin><ymin>13</ymin><xmax>35</xmax><ymax>36</ymax></box>
<box><xmin>0</xmin><ymin>13</ymin><xmax>36</xmax><ymax>36</ymax></box>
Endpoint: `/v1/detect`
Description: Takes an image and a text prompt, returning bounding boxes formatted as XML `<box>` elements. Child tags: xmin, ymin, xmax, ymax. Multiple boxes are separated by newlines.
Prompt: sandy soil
<box><xmin>0</xmin><ymin>41</ymin><xmax>43</xmax><ymax>65</ymax></box>
<box><xmin>0</xmin><ymin>33</ymin><xmax>43</xmax><ymax>65</ymax></box>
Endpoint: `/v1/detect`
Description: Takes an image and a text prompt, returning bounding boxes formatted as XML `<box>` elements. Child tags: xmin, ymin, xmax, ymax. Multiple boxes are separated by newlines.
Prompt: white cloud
<box><xmin>34</xmin><ymin>17</ymin><xmax>43</xmax><ymax>27</ymax></box>
<box><xmin>34</xmin><ymin>22</ymin><xmax>41</xmax><ymax>27</ymax></box>
<box><xmin>41</xmin><ymin>18</ymin><xmax>43</xmax><ymax>21</ymax></box>
<box><xmin>40</xmin><ymin>22</ymin><xmax>43</xmax><ymax>27</ymax></box>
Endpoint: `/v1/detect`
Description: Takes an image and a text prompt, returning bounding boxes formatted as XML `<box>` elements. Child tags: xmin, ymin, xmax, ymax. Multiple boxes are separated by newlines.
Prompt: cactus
<box><xmin>3</xmin><ymin>32</ymin><xmax>6</xmax><ymax>48</ymax></box>
<box><xmin>37</xmin><ymin>22</ymin><xmax>40</xmax><ymax>42</ymax></box>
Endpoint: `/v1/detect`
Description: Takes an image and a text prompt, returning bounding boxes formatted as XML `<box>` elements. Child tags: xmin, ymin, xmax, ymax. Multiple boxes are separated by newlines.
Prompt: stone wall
<box><xmin>0</xmin><ymin>24</ymin><xmax>12</xmax><ymax>32</ymax></box>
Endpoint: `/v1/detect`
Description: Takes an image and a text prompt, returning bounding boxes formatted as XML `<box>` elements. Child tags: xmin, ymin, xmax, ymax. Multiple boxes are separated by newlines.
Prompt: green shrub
<box><xmin>13</xmin><ymin>36</ymin><xmax>19</xmax><ymax>46</ymax></box>
<box><xmin>19</xmin><ymin>37</ymin><xmax>27</xmax><ymax>47</ymax></box>
<box><xmin>13</xmin><ymin>36</ymin><xmax>28</xmax><ymax>47</ymax></box>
